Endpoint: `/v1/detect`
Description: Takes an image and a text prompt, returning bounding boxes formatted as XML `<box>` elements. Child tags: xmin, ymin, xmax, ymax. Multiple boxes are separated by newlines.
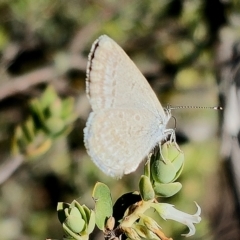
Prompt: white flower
<box><xmin>151</xmin><ymin>202</ymin><xmax>201</xmax><ymax>237</ymax></box>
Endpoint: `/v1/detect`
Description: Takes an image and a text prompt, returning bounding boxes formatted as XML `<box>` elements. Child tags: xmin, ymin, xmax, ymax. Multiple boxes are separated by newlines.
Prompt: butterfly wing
<box><xmin>84</xmin><ymin>109</ymin><xmax>166</xmax><ymax>178</ymax></box>
<box><xmin>84</xmin><ymin>35</ymin><xmax>171</xmax><ymax>177</ymax></box>
<box><xmin>86</xmin><ymin>35</ymin><xmax>165</xmax><ymax>116</ymax></box>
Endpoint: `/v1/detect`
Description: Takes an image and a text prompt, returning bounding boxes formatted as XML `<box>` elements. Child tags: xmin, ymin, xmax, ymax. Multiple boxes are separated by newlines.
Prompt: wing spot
<box><xmin>134</xmin><ymin>114</ymin><xmax>141</xmax><ymax>121</ymax></box>
<box><xmin>118</xmin><ymin>112</ymin><xmax>124</xmax><ymax>118</ymax></box>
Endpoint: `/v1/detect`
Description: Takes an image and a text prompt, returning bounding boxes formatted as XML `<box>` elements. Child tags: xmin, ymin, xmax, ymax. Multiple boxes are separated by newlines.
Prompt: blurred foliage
<box><xmin>0</xmin><ymin>0</ymin><xmax>239</xmax><ymax>240</ymax></box>
<box><xmin>12</xmin><ymin>85</ymin><xmax>76</xmax><ymax>159</ymax></box>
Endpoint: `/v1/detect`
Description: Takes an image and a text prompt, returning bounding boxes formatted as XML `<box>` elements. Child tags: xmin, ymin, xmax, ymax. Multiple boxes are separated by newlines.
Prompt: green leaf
<box><xmin>171</xmin><ymin>151</ymin><xmax>184</xmax><ymax>172</ymax></box>
<box><xmin>29</xmin><ymin>99</ymin><xmax>45</xmax><ymax>123</ymax></box>
<box><xmin>22</xmin><ymin>117</ymin><xmax>35</xmax><ymax>142</ymax></box>
<box><xmin>144</xmin><ymin>156</ymin><xmax>151</xmax><ymax>178</ymax></box>
<box><xmin>61</xmin><ymin>97</ymin><xmax>75</xmax><ymax>119</ymax></box>
<box><xmin>139</xmin><ymin>175</ymin><xmax>155</xmax><ymax>201</ymax></box>
<box><xmin>57</xmin><ymin>202</ymin><xmax>70</xmax><ymax>224</ymax></box>
<box><xmin>161</xmin><ymin>143</ymin><xmax>169</xmax><ymax>159</ymax></box>
<box><xmin>62</xmin><ymin>222</ymin><xmax>83</xmax><ymax>240</ymax></box>
<box><xmin>151</xmin><ymin>160</ymin><xmax>176</xmax><ymax>184</ymax></box>
<box><xmin>40</xmin><ymin>85</ymin><xmax>58</xmax><ymax>110</ymax></box>
<box><xmin>65</xmin><ymin>206</ymin><xmax>86</xmax><ymax>233</ymax></box>
<box><xmin>71</xmin><ymin>201</ymin><xmax>88</xmax><ymax>223</ymax></box>
<box><xmin>86</xmin><ymin>210</ymin><xmax>95</xmax><ymax>234</ymax></box>
<box><xmin>82</xmin><ymin>205</ymin><xmax>91</xmax><ymax>222</ymax></box>
<box><xmin>49</xmin><ymin>98</ymin><xmax>62</xmax><ymax>117</ymax></box>
<box><xmin>153</xmin><ymin>182</ymin><xmax>182</xmax><ymax>197</ymax></box>
<box><xmin>92</xmin><ymin>182</ymin><xmax>113</xmax><ymax>230</ymax></box>
<box><xmin>173</xmin><ymin>163</ymin><xmax>184</xmax><ymax>182</ymax></box>
<box><xmin>15</xmin><ymin>125</ymin><xmax>28</xmax><ymax>148</ymax></box>
<box><xmin>45</xmin><ymin>117</ymin><xmax>65</xmax><ymax>135</ymax></box>
<box><xmin>25</xmin><ymin>137</ymin><xmax>52</xmax><ymax>159</ymax></box>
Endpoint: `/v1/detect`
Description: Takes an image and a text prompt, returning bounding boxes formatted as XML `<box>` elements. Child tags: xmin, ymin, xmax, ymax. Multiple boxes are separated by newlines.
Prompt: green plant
<box><xmin>11</xmin><ymin>85</ymin><xmax>77</xmax><ymax>160</ymax></box>
<box><xmin>56</xmin><ymin>142</ymin><xmax>201</xmax><ymax>240</ymax></box>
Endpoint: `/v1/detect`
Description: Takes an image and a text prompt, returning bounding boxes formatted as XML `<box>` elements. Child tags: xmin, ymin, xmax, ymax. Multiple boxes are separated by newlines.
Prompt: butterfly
<box><xmin>84</xmin><ymin>35</ymin><xmax>172</xmax><ymax>178</ymax></box>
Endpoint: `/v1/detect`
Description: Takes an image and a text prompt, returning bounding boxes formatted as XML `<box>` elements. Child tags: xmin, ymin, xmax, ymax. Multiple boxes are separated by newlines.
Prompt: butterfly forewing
<box><xmin>86</xmin><ymin>35</ymin><xmax>165</xmax><ymax>116</ymax></box>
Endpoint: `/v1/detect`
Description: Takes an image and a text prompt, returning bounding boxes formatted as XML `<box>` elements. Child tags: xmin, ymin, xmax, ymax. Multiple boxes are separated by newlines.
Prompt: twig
<box><xmin>0</xmin><ymin>155</ymin><xmax>24</xmax><ymax>185</ymax></box>
<box><xmin>0</xmin><ymin>54</ymin><xmax>87</xmax><ymax>101</ymax></box>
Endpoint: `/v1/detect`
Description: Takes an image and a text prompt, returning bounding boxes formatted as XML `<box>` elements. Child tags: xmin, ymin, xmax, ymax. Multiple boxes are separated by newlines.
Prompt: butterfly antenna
<box><xmin>167</xmin><ymin>105</ymin><xmax>223</xmax><ymax>111</ymax></box>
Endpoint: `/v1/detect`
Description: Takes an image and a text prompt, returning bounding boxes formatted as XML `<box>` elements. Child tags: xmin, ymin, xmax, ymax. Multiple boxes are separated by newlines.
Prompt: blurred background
<box><xmin>0</xmin><ymin>0</ymin><xmax>240</xmax><ymax>239</ymax></box>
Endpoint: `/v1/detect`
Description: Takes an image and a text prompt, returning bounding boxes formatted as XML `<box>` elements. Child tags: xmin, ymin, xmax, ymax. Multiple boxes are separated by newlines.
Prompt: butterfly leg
<box><xmin>158</xmin><ymin>142</ymin><xmax>167</xmax><ymax>163</ymax></box>
<box><xmin>158</xmin><ymin>129</ymin><xmax>182</xmax><ymax>163</ymax></box>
